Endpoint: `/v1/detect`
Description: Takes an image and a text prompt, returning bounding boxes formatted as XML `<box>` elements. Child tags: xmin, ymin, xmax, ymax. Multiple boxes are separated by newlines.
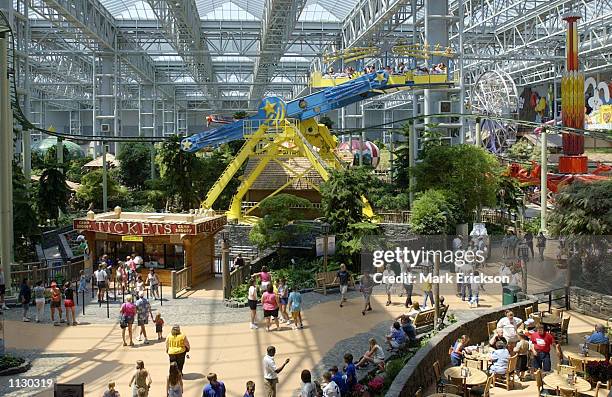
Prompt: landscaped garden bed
<box><xmin>0</xmin><ymin>354</ymin><xmax>31</xmax><ymax>376</ymax></box>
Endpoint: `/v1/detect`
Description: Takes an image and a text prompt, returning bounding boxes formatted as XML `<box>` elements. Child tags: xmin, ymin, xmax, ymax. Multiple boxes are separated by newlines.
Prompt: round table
<box><xmin>565</xmin><ymin>350</ymin><xmax>606</xmax><ymax>364</ymax></box>
<box><xmin>541</xmin><ymin>315</ymin><xmax>562</xmax><ymax>326</ymax></box>
<box><xmin>543</xmin><ymin>373</ymin><xmax>592</xmax><ymax>393</ymax></box>
<box><xmin>443</xmin><ymin>366</ymin><xmax>488</xmax><ymax>386</ymax></box>
<box><xmin>427</xmin><ymin>394</ymin><xmax>462</xmax><ymax>397</ymax></box>
<box><xmin>464</xmin><ymin>348</ymin><xmax>493</xmax><ymax>370</ymax></box>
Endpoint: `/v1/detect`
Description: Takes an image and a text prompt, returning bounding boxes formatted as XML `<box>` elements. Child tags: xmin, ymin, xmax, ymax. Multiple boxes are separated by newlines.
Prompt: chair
<box><xmin>525</xmin><ymin>306</ymin><xmax>533</xmax><ymax>319</ymax></box>
<box><xmin>558</xmin><ymin>316</ymin><xmax>571</xmax><ymax>344</ymax></box>
<box><xmin>592</xmin><ymin>381</ymin><xmax>612</xmax><ymax>397</ymax></box>
<box><xmin>535</xmin><ymin>369</ymin><xmax>555</xmax><ymax>396</ymax></box>
<box><xmin>487</xmin><ymin>320</ymin><xmax>498</xmax><ymax>336</ymax></box>
<box><xmin>568</xmin><ymin>356</ymin><xmax>585</xmax><ymax>375</ymax></box>
<box><xmin>469</xmin><ymin>374</ymin><xmax>494</xmax><ymax>397</ymax></box>
<box><xmin>594</xmin><ymin>343</ymin><xmax>610</xmax><ymax>358</ymax></box>
<box><xmin>443</xmin><ymin>384</ymin><xmax>463</xmax><ymax>394</ymax></box>
<box><xmin>433</xmin><ymin>360</ymin><xmax>448</xmax><ymax>392</ymax></box>
<box><xmin>494</xmin><ymin>354</ymin><xmax>518</xmax><ymax>391</ymax></box>
<box><xmin>551</xmin><ymin>308</ymin><xmax>564</xmax><ymax>319</ymax></box>
<box><xmin>557</xmin><ymin>364</ymin><xmax>576</xmax><ymax>376</ymax></box>
<box><xmin>557</xmin><ymin>386</ymin><xmax>578</xmax><ymax>397</ymax></box>
<box><xmin>466</xmin><ymin>357</ymin><xmax>482</xmax><ymax>370</ymax></box>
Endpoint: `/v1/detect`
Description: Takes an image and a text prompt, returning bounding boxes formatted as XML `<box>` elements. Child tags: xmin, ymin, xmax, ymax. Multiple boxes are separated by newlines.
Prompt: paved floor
<box><xmin>0</xmin><ymin>250</ymin><xmax>584</xmax><ymax>397</ymax></box>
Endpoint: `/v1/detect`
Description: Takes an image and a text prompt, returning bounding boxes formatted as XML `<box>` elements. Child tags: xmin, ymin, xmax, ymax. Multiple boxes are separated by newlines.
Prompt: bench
<box><xmin>413</xmin><ymin>304</ymin><xmax>450</xmax><ymax>333</ymax></box>
<box><xmin>314</xmin><ymin>271</ymin><xmax>354</xmax><ymax>295</ymax></box>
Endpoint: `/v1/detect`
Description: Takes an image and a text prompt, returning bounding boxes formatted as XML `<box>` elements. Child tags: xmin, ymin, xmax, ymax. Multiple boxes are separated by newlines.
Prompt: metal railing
<box><xmin>378</xmin><ymin>210</ymin><xmax>411</xmax><ymax>224</ymax></box>
<box><xmin>474</xmin><ymin>208</ymin><xmax>517</xmax><ymax>226</ymax></box>
<box><xmin>533</xmin><ymin>287</ymin><xmax>570</xmax><ymax>312</ymax></box>
<box><xmin>171</xmin><ymin>267</ymin><xmax>192</xmax><ymax>299</ymax></box>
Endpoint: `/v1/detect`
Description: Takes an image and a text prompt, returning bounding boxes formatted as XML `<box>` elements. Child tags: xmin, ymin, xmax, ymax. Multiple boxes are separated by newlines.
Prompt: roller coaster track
<box><xmin>2</xmin><ymin>9</ymin><xmax>611</xmax><ymax>145</ymax></box>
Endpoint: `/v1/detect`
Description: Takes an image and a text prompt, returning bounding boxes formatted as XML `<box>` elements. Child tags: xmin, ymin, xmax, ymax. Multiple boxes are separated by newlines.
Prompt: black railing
<box><xmin>533</xmin><ymin>287</ymin><xmax>570</xmax><ymax>312</ymax></box>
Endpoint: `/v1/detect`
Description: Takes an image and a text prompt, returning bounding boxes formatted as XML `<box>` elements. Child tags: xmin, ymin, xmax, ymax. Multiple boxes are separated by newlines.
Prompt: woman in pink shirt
<box><xmin>261</xmin><ymin>283</ymin><xmax>280</xmax><ymax>332</ymax></box>
<box><xmin>255</xmin><ymin>266</ymin><xmax>271</xmax><ymax>291</ymax></box>
<box><xmin>120</xmin><ymin>295</ymin><xmax>137</xmax><ymax>346</ymax></box>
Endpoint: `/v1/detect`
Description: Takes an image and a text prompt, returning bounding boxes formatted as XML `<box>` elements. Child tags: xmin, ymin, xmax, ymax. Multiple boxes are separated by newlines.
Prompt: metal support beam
<box><xmin>540</xmin><ymin>127</ymin><xmax>548</xmax><ymax>233</ymax></box>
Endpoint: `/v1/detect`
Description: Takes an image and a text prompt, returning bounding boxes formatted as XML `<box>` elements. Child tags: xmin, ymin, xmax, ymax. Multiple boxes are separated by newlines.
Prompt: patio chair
<box><xmin>534</xmin><ymin>369</ymin><xmax>555</xmax><ymax>396</ymax></box>
<box><xmin>568</xmin><ymin>356</ymin><xmax>585</xmax><ymax>376</ymax></box>
<box><xmin>433</xmin><ymin>360</ymin><xmax>449</xmax><ymax>392</ymax></box>
<box><xmin>493</xmin><ymin>354</ymin><xmax>518</xmax><ymax>391</ymax></box>
<box><xmin>469</xmin><ymin>374</ymin><xmax>494</xmax><ymax>397</ymax></box>
<box><xmin>557</xmin><ymin>364</ymin><xmax>576</xmax><ymax>376</ymax></box>
<box><xmin>524</xmin><ymin>306</ymin><xmax>533</xmax><ymax>319</ymax></box>
<box><xmin>557</xmin><ymin>386</ymin><xmax>578</xmax><ymax>397</ymax></box>
<box><xmin>487</xmin><ymin>320</ymin><xmax>497</xmax><ymax>336</ymax></box>
<box><xmin>443</xmin><ymin>383</ymin><xmax>463</xmax><ymax>394</ymax></box>
<box><xmin>551</xmin><ymin>308</ymin><xmax>564</xmax><ymax>319</ymax></box>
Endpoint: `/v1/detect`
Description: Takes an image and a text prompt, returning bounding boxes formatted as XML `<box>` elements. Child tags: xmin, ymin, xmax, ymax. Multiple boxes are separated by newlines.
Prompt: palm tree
<box><xmin>38</xmin><ymin>163</ymin><xmax>70</xmax><ymax>223</ymax></box>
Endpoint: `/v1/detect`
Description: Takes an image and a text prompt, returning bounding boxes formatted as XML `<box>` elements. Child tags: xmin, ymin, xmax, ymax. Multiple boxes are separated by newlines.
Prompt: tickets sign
<box><xmin>74</xmin><ymin>216</ymin><xmax>226</xmax><ymax>236</ymax></box>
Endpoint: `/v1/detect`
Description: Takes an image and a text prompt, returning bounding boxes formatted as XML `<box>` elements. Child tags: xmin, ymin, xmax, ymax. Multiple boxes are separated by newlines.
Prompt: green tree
<box><xmin>65</xmin><ymin>156</ymin><xmax>93</xmax><ymax>183</ymax></box>
<box><xmin>38</xmin><ymin>163</ymin><xmax>70</xmax><ymax>222</ymax></box>
<box><xmin>497</xmin><ymin>174</ymin><xmax>525</xmax><ymax>217</ymax></box>
<box><xmin>412</xmin><ymin>144</ymin><xmax>500</xmax><ymax>222</ymax></box>
<box><xmin>409</xmin><ymin>189</ymin><xmax>457</xmax><ymax>235</ymax></box>
<box><xmin>116</xmin><ymin>142</ymin><xmax>152</xmax><ymax>188</ymax></box>
<box><xmin>76</xmin><ymin>169</ymin><xmax>124</xmax><ymax>210</ymax></box>
<box><xmin>549</xmin><ymin>180</ymin><xmax>612</xmax><ymax>294</ymax></box>
<box><xmin>155</xmin><ymin>135</ymin><xmax>200</xmax><ymax>211</ymax></box>
<box><xmin>249</xmin><ymin>194</ymin><xmax>312</xmax><ymax>252</ymax></box>
<box><xmin>321</xmin><ymin>167</ymin><xmax>375</xmax><ymax>234</ymax></box>
<box><xmin>13</xmin><ymin>163</ymin><xmax>40</xmax><ymax>261</ymax></box>
<box><xmin>507</xmin><ymin>139</ymin><xmax>549</xmax><ymax>162</ymax></box>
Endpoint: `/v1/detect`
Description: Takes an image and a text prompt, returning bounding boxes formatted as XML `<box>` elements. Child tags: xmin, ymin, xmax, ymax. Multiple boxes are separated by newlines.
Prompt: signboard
<box><xmin>316</xmin><ymin>235</ymin><xmax>336</xmax><ymax>257</ymax></box>
<box><xmin>122</xmin><ymin>235</ymin><xmax>143</xmax><ymax>242</ymax></box>
<box><xmin>585</xmin><ymin>77</ymin><xmax>612</xmax><ymax>130</ymax></box>
<box><xmin>54</xmin><ymin>383</ymin><xmax>84</xmax><ymax>397</ymax></box>
<box><xmin>74</xmin><ymin>216</ymin><xmax>226</xmax><ymax>236</ymax></box>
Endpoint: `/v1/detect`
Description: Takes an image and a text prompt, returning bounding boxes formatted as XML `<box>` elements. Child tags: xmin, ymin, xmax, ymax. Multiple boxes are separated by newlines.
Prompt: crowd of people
<box><xmin>323</xmin><ymin>61</ymin><xmax>448</xmax><ymax>79</ymax></box>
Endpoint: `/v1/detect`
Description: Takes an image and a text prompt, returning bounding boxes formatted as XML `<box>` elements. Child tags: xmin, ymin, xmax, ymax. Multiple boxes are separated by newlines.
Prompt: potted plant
<box><xmin>585</xmin><ymin>360</ymin><xmax>612</xmax><ymax>385</ymax></box>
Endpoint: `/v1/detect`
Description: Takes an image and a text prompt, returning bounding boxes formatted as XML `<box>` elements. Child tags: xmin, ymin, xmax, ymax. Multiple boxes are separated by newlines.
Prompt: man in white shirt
<box><xmin>497</xmin><ymin>310</ymin><xmax>523</xmax><ymax>342</ymax></box>
<box><xmin>262</xmin><ymin>345</ymin><xmax>290</xmax><ymax>397</ymax></box>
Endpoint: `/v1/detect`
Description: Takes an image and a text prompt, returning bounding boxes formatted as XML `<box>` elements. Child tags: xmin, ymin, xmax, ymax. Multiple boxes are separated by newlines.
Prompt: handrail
<box><xmin>171</xmin><ymin>267</ymin><xmax>192</xmax><ymax>299</ymax></box>
<box><xmin>533</xmin><ymin>287</ymin><xmax>570</xmax><ymax>312</ymax></box>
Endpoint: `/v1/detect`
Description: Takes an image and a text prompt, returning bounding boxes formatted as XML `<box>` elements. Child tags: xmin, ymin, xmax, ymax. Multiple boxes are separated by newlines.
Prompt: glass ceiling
<box><xmin>101</xmin><ymin>0</ymin><xmax>355</xmax><ymax>21</ymax></box>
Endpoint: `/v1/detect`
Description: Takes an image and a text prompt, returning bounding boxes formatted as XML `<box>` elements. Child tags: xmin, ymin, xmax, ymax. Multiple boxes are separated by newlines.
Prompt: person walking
<box><xmin>166</xmin><ymin>325</ymin><xmax>190</xmax><ymax>373</ymax></box>
<box><xmin>32</xmin><ymin>280</ymin><xmax>46</xmax><ymax>323</ymax></box>
<box><xmin>524</xmin><ymin>232</ymin><xmax>534</xmax><ymax>258</ymax></box>
<box><xmin>120</xmin><ymin>296</ymin><xmax>137</xmax><ymax>346</ymax></box>
<box><xmin>399</xmin><ymin>260</ymin><xmax>413</xmax><ymax>308</ymax></box>
<box><xmin>202</xmin><ymin>373</ymin><xmax>226</xmax><ymax>397</ymax></box>
<box><xmin>63</xmin><ymin>281</ymin><xmax>77</xmax><ymax>326</ymax></box>
<box><xmin>382</xmin><ymin>264</ymin><xmax>395</xmax><ymax>306</ymax></box>
<box><xmin>422</xmin><ymin>277</ymin><xmax>434</xmax><ymax>308</ymax></box>
<box><xmin>136</xmin><ymin>292</ymin><xmax>153</xmax><ymax>344</ymax></box>
<box><xmin>166</xmin><ymin>362</ymin><xmax>183</xmax><ymax>397</ymax></box>
<box><xmin>128</xmin><ymin>360</ymin><xmax>152</xmax><ymax>397</ymax></box>
<box><xmin>95</xmin><ymin>263</ymin><xmax>108</xmax><ymax>303</ymax></box>
<box><xmin>147</xmin><ymin>269</ymin><xmax>160</xmax><ymax>300</ymax></box>
<box><xmin>49</xmin><ymin>281</ymin><xmax>64</xmax><ymax>325</ymax></box>
<box><xmin>247</xmin><ymin>277</ymin><xmax>259</xmax><ymax>329</ymax></box>
<box><xmin>332</xmin><ymin>264</ymin><xmax>351</xmax><ymax>307</ymax></box>
<box><xmin>155</xmin><ymin>313</ymin><xmax>165</xmax><ymax>340</ymax></box>
<box><xmin>18</xmin><ymin>278</ymin><xmax>32</xmax><ymax>322</ymax></box>
<box><xmin>359</xmin><ymin>270</ymin><xmax>374</xmax><ymax>316</ymax></box>
<box><xmin>536</xmin><ymin>232</ymin><xmax>547</xmax><ymax>261</ymax></box>
<box><xmin>0</xmin><ymin>267</ymin><xmax>8</xmax><ymax>312</ymax></box>
<box><xmin>261</xmin><ymin>283</ymin><xmax>280</xmax><ymax>332</ymax></box>
<box><xmin>508</xmin><ymin>231</ymin><xmax>518</xmax><ymax>259</ymax></box>
<box><xmin>287</xmin><ymin>286</ymin><xmax>303</xmax><ymax>329</ymax></box>
<box><xmin>262</xmin><ymin>345</ymin><xmax>290</xmax><ymax>397</ymax></box>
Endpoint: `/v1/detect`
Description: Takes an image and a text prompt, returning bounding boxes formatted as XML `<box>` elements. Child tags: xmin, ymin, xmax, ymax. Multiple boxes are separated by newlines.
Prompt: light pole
<box><xmin>321</xmin><ymin>222</ymin><xmax>330</xmax><ymax>295</ymax></box>
<box><xmin>221</xmin><ymin>231</ymin><xmax>231</xmax><ymax>300</ymax></box>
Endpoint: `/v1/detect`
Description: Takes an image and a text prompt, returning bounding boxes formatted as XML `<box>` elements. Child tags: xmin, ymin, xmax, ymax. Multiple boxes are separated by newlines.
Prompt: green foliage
<box><xmin>549</xmin><ymin>180</ymin><xmax>612</xmax><ymax>236</ymax></box>
<box><xmin>383</xmin><ymin>358</ymin><xmax>405</xmax><ymax>390</ymax></box>
<box><xmin>42</xmin><ymin>144</ymin><xmax>73</xmax><ymax>165</ymax></box>
<box><xmin>116</xmin><ymin>142</ymin><xmax>152</xmax><ymax>188</ymax></box>
<box><xmin>233</xmin><ymin>111</ymin><xmax>248</xmax><ymax>119</ymax></box>
<box><xmin>318</xmin><ymin>116</ymin><xmax>334</xmax><ymax>130</ymax></box>
<box><xmin>249</xmin><ymin>194</ymin><xmax>312</xmax><ymax>250</ymax></box>
<box><xmin>65</xmin><ymin>156</ymin><xmax>92</xmax><ymax>183</ymax></box>
<box><xmin>507</xmin><ymin>139</ymin><xmax>548</xmax><ymax>162</ymax></box>
<box><xmin>409</xmin><ymin>189</ymin><xmax>457</xmax><ymax>235</ymax></box>
<box><xmin>13</xmin><ymin>163</ymin><xmax>40</xmax><ymax>261</ymax></box>
<box><xmin>421</xmin><ymin>123</ymin><xmax>446</xmax><ymax>155</ymax></box>
<box><xmin>155</xmin><ymin>135</ymin><xmax>200</xmax><ymax>211</ymax></box>
<box><xmin>196</xmin><ymin>147</ymin><xmax>241</xmax><ymax>210</ymax></box>
<box><xmin>0</xmin><ymin>355</ymin><xmax>25</xmax><ymax>371</ymax></box>
<box><xmin>339</xmin><ymin>222</ymin><xmax>380</xmax><ymax>256</ymax></box>
<box><xmin>76</xmin><ymin>169</ymin><xmax>125</xmax><ymax>210</ymax></box>
<box><xmin>321</xmin><ymin>167</ymin><xmax>375</xmax><ymax>233</ymax></box>
<box><xmin>523</xmin><ymin>216</ymin><xmax>541</xmax><ymax>234</ymax></box>
<box><xmin>497</xmin><ymin>175</ymin><xmax>524</xmax><ymax>215</ymax></box>
<box><xmin>391</xmin><ymin>141</ymin><xmax>410</xmax><ymax>189</ymax></box>
<box><xmin>38</xmin><ymin>164</ymin><xmax>70</xmax><ymax>222</ymax></box>
<box><xmin>412</xmin><ymin>144</ymin><xmax>501</xmax><ymax>222</ymax></box>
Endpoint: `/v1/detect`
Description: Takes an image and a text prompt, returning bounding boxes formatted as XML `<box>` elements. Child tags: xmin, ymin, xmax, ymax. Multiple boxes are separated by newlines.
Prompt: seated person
<box><xmin>449</xmin><ymin>334</ymin><xmax>470</xmax><ymax>366</ymax></box>
<box><xmin>356</xmin><ymin>337</ymin><xmax>385</xmax><ymax>370</ymax></box>
<box><xmin>489</xmin><ymin>328</ymin><xmax>508</xmax><ymax>348</ymax></box>
<box><xmin>489</xmin><ymin>340</ymin><xmax>511</xmax><ymax>375</ymax></box>
<box><xmin>386</xmin><ymin>321</ymin><xmax>407</xmax><ymax>350</ymax></box>
<box><xmin>587</xmin><ymin>324</ymin><xmax>609</xmax><ymax>344</ymax></box>
<box><xmin>397</xmin><ymin>62</ymin><xmax>406</xmax><ymax>74</ymax></box>
<box><xmin>326</xmin><ymin>67</ymin><xmax>335</xmax><ymax>77</ymax></box>
<box><xmin>384</xmin><ymin>65</ymin><xmax>393</xmax><ymax>74</ymax></box>
<box><xmin>398</xmin><ymin>315</ymin><xmax>417</xmax><ymax>343</ymax></box>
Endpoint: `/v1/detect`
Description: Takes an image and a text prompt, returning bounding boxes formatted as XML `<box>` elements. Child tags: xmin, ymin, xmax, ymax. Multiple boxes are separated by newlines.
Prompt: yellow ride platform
<box><xmin>309</xmin><ymin>71</ymin><xmax>451</xmax><ymax>88</ymax></box>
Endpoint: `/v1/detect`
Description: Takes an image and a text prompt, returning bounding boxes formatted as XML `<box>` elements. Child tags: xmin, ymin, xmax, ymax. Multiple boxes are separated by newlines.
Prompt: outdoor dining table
<box><xmin>464</xmin><ymin>347</ymin><xmax>493</xmax><ymax>370</ymax></box>
<box><xmin>543</xmin><ymin>372</ymin><xmax>592</xmax><ymax>393</ymax></box>
<box><xmin>564</xmin><ymin>350</ymin><xmax>606</xmax><ymax>364</ymax></box>
<box><xmin>443</xmin><ymin>366</ymin><xmax>488</xmax><ymax>397</ymax></box>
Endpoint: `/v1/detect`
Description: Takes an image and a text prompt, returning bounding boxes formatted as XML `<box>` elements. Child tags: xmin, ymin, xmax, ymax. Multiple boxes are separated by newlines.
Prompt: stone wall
<box><xmin>569</xmin><ymin>286</ymin><xmax>612</xmax><ymax>320</ymax></box>
<box><xmin>385</xmin><ymin>299</ymin><xmax>539</xmax><ymax>397</ymax></box>
<box><xmin>379</xmin><ymin>223</ymin><xmax>413</xmax><ymax>243</ymax></box>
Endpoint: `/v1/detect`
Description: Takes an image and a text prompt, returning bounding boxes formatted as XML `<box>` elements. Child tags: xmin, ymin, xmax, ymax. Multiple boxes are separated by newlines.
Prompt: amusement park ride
<box><xmin>180</xmin><ymin>45</ymin><xmax>457</xmax><ymax>222</ymax></box>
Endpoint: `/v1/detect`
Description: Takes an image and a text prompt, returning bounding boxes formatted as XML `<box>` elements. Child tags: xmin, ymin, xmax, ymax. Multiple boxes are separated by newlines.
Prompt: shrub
<box><xmin>0</xmin><ymin>355</ymin><xmax>25</xmax><ymax>371</ymax></box>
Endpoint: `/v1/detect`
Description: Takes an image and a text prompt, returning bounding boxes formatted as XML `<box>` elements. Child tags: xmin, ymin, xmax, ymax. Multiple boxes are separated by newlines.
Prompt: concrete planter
<box><xmin>0</xmin><ymin>359</ymin><xmax>32</xmax><ymax>376</ymax></box>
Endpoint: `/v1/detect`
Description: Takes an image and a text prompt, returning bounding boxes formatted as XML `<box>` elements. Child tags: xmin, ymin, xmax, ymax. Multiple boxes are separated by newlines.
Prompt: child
<box><xmin>154</xmin><ymin>313</ymin><xmax>164</xmax><ymax>340</ymax></box>
<box><xmin>77</xmin><ymin>270</ymin><xmax>88</xmax><ymax>294</ymax></box>
<box><xmin>287</xmin><ymin>286</ymin><xmax>303</xmax><ymax>329</ymax></box>
<box><xmin>469</xmin><ymin>271</ymin><xmax>485</xmax><ymax>308</ymax></box>
<box><xmin>102</xmin><ymin>381</ymin><xmax>120</xmax><ymax>397</ymax></box>
<box><xmin>244</xmin><ymin>380</ymin><xmax>255</xmax><ymax>397</ymax></box>
<box><xmin>277</xmin><ymin>278</ymin><xmax>290</xmax><ymax>324</ymax></box>
<box><xmin>514</xmin><ymin>330</ymin><xmax>531</xmax><ymax>380</ymax></box>
<box><xmin>343</xmin><ymin>353</ymin><xmax>357</xmax><ymax>393</ymax></box>
<box><xmin>63</xmin><ymin>281</ymin><xmax>77</xmax><ymax>326</ymax></box>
